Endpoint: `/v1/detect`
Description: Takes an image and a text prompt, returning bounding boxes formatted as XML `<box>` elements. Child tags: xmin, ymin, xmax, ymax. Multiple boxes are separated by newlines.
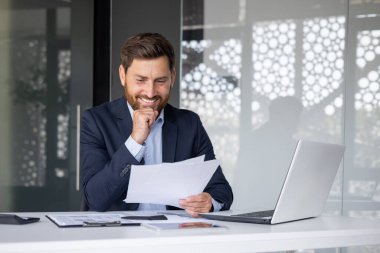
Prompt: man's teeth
<box><xmin>140</xmin><ymin>98</ymin><xmax>157</xmax><ymax>103</ymax></box>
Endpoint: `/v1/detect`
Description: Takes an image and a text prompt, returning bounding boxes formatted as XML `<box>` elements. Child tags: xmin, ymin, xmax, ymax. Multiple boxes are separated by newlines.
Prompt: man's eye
<box><xmin>136</xmin><ymin>79</ymin><xmax>144</xmax><ymax>82</ymax></box>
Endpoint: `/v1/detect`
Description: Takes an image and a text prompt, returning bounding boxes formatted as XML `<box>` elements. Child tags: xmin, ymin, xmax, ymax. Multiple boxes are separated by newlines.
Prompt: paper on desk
<box><xmin>124</xmin><ymin>213</ymin><xmax>209</xmax><ymax>224</ymax></box>
<box><xmin>124</xmin><ymin>156</ymin><xmax>219</xmax><ymax>208</ymax></box>
<box><xmin>46</xmin><ymin>213</ymin><xmax>135</xmax><ymax>227</ymax></box>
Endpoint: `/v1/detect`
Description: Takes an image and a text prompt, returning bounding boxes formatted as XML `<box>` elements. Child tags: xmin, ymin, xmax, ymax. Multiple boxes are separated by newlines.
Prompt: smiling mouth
<box><xmin>138</xmin><ymin>97</ymin><xmax>159</xmax><ymax>105</ymax></box>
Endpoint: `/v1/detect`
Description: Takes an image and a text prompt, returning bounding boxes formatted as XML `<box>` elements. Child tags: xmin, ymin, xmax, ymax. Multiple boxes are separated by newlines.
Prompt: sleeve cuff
<box><xmin>211</xmin><ymin>198</ymin><xmax>224</xmax><ymax>212</ymax></box>
<box><xmin>125</xmin><ymin>136</ymin><xmax>145</xmax><ymax>162</ymax></box>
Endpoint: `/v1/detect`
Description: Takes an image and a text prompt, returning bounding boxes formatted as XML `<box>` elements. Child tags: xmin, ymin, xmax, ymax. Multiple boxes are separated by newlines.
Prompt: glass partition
<box><xmin>181</xmin><ymin>1</ymin><xmax>380</xmax><ymax>242</ymax></box>
<box><xmin>181</xmin><ymin>0</ymin><xmax>346</xmax><ymax>213</ymax></box>
<box><xmin>344</xmin><ymin>0</ymin><xmax>380</xmax><ymax>222</ymax></box>
<box><xmin>0</xmin><ymin>0</ymin><xmax>92</xmax><ymax>211</ymax></box>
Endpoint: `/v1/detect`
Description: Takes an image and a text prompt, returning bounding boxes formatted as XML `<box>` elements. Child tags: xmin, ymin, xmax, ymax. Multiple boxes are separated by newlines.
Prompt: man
<box><xmin>80</xmin><ymin>33</ymin><xmax>233</xmax><ymax>217</ymax></box>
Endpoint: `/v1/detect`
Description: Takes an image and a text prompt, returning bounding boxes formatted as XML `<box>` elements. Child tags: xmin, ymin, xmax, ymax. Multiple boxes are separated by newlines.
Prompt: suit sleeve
<box><xmin>80</xmin><ymin>110</ymin><xmax>139</xmax><ymax>211</ymax></box>
<box><xmin>194</xmin><ymin>116</ymin><xmax>234</xmax><ymax>210</ymax></box>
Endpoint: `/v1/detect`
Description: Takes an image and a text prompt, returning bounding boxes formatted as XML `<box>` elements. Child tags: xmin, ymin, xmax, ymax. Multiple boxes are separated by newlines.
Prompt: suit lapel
<box><xmin>110</xmin><ymin>97</ymin><xmax>133</xmax><ymax>140</ymax></box>
<box><xmin>162</xmin><ymin>105</ymin><xmax>177</xmax><ymax>163</ymax></box>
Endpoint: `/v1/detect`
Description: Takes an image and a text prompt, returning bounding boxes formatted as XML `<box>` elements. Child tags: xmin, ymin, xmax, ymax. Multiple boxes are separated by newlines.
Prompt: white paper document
<box><xmin>124</xmin><ymin>156</ymin><xmax>219</xmax><ymax>208</ymax></box>
<box><xmin>46</xmin><ymin>211</ymin><xmax>209</xmax><ymax>227</ymax></box>
<box><xmin>46</xmin><ymin>213</ymin><xmax>137</xmax><ymax>227</ymax></box>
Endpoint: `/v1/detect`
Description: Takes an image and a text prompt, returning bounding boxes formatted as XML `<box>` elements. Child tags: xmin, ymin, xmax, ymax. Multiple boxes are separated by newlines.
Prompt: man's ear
<box><xmin>119</xmin><ymin>65</ymin><xmax>126</xmax><ymax>86</ymax></box>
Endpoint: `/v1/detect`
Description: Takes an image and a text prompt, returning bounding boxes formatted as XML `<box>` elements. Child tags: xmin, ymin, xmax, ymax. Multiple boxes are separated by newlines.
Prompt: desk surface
<box><xmin>1</xmin><ymin>212</ymin><xmax>380</xmax><ymax>253</ymax></box>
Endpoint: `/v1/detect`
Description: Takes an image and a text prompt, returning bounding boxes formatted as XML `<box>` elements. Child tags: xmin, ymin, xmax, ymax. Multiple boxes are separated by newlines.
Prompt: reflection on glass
<box><xmin>181</xmin><ymin>45</ymin><xmax>241</xmax><ymax>179</ymax></box>
<box><xmin>0</xmin><ymin>1</ymin><xmax>71</xmax><ymax>211</ymax></box>
<box><xmin>302</xmin><ymin>16</ymin><xmax>345</xmax><ymax>109</ymax></box>
<box><xmin>347</xmin><ymin>6</ymin><xmax>380</xmax><ymax>221</ymax></box>
<box><xmin>180</xmin><ymin>1</ymin><xmax>379</xmax><ymax>237</ymax></box>
<box><xmin>252</xmin><ymin>20</ymin><xmax>297</xmax><ymax>100</ymax></box>
<box><xmin>11</xmin><ymin>39</ymin><xmax>48</xmax><ymax>187</ymax></box>
<box><xmin>234</xmin><ymin>97</ymin><xmax>302</xmax><ymax>210</ymax></box>
<box><xmin>181</xmin><ymin>0</ymin><xmax>346</xmax><ymax>214</ymax></box>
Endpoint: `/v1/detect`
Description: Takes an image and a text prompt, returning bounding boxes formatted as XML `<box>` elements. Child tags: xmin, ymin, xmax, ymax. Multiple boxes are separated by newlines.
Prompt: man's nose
<box><xmin>144</xmin><ymin>82</ymin><xmax>155</xmax><ymax>97</ymax></box>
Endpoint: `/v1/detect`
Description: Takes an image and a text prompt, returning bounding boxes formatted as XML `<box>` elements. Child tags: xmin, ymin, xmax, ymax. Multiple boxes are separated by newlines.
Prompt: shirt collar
<box><xmin>126</xmin><ymin>102</ymin><xmax>164</xmax><ymax>126</ymax></box>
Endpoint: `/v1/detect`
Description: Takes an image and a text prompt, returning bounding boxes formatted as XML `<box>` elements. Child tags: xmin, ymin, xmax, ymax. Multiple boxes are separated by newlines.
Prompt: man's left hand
<box><xmin>179</xmin><ymin>192</ymin><xmax>213</xmax><ymax>217</ymax></box>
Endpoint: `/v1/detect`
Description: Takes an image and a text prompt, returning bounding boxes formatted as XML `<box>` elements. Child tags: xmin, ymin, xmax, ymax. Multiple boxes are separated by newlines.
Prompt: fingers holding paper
<box><xmin>179</xmin><ymin>192</ymin><xmax>212</xmax><ymax>218</ymax></box>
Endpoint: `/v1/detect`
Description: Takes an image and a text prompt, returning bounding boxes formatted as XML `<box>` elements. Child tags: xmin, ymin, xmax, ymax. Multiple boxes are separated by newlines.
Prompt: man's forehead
<box><xmin>130</xmin><ymin>56</ymin><xmax>170</xmax><ymax>68</ymax></box>
<box><xmin>127</xmin><ymin>57</ymin><xmax>172</xmax><ymax>76</ymax></box>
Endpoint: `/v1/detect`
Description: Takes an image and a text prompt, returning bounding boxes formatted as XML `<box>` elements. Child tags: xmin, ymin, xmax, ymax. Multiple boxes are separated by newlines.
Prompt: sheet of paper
<box><xmin>47</xmin><ymin>211</ymin><xmax>207</xmax><ymax>227</ymax></box>
<box><xmin>124</xmin><ymin>157</ymin><xmax>219</xmax><ymax>208</ymax></box>
<box><xmin>46</xmin><ymin>213</ymin><xmax>135</xmax><ymax>227</ymax></box>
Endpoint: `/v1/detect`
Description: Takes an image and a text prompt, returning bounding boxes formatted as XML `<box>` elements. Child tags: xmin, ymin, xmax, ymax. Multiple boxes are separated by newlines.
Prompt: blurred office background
<box><xmin>0</xmin><ymin>0</ymin><xmax>379</xmax><ymax>251</ymax></box>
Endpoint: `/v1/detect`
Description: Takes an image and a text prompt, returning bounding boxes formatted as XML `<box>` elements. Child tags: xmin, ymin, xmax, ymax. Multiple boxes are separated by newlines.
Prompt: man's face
<box><xmin>119</xmin><ymin>56</ymin><xmax>175</xmax><ymax>112</ymax></box>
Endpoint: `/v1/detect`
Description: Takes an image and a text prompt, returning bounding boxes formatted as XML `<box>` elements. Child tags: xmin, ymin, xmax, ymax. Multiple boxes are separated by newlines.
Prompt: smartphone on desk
<box><xmin>141</xmin><ymin>222</ymin><xmax>227</xmax><ymax>231</ymax></box>
<box><xmin>0</xmin><ymin>214</ymin><xmax>40</xmax><ymax>225</ymax></box>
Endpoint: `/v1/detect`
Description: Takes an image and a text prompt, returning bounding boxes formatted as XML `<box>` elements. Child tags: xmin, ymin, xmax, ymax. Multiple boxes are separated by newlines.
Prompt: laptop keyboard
<box><xmin>231</xmin><ymin>210</ymin><xmax>274</xmax><ymax>218</ymax></box>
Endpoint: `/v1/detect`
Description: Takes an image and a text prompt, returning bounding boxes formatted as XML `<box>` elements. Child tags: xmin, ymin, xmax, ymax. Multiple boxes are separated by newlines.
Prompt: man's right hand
<box><xmin>131</xmin><ymin>108</ymin><xmax>159</xmax><ymax>144</ymax></box>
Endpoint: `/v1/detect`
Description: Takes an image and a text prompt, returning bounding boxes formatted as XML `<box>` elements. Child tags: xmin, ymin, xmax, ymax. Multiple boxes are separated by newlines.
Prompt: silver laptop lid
<box><xmin>271</xmin><ymin>140</ymin><xmax>344</xmax><ymax>224</ymax></box>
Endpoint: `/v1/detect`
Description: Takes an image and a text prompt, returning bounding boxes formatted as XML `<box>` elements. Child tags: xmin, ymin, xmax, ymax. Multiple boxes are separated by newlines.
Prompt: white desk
<box><xmin>1</xmin><ymin>212</ymin><xmax>380</xmax><ymax>253</ymax></box>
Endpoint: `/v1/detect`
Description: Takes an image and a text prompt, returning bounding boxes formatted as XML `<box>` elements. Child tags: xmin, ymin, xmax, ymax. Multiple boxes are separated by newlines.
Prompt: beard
<box><xmin>129</xmin><ymin>95</ymin><xmax>162</xmax><ymax>111</ymax></box>
<box><xmin>124</xmin><ymin>85</ymin><xmax>171</xmax><ymax>113</ymax></box>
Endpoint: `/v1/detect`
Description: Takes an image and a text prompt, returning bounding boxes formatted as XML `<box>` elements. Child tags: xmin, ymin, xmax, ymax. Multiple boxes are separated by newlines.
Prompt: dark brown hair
<box><xmin>120</xmin><ymin>33</ymin><xmax>175</xmax><ymax>73</ymax></box>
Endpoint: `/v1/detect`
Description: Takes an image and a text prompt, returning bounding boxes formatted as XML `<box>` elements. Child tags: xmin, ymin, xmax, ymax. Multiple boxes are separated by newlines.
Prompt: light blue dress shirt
<box><xmin>124</xmin><ymin>103</ymin><xmax>222</xmax><ymax>212</ymax></box>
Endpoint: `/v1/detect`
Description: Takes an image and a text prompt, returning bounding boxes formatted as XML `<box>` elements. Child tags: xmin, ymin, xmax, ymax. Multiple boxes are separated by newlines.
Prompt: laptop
<box><xmin>201</xmin><ymin>139</ymin><xmax>345</xmax><ymax>224</ymax></box>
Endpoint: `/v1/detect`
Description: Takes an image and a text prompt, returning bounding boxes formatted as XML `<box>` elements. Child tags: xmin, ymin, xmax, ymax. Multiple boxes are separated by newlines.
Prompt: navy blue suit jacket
<box><xmin>80</xmin><ymin>97</ymin><xmax>233</xmax><ymax>211</ymax></box>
